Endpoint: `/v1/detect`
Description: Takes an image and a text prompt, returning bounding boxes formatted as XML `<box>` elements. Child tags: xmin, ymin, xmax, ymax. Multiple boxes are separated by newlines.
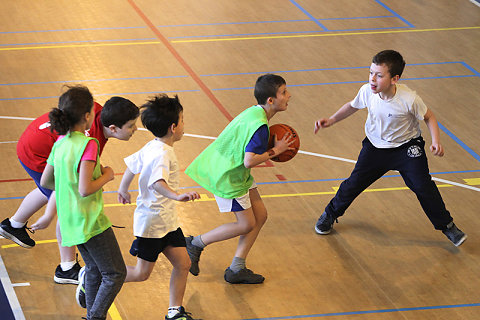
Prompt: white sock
<box><xmin>167</xmin><ymin>306</ymin><xmax>181</xmax><ymax>318</ymax></box>
<box><xmin>60</xmin><ymin>260</ymin><xmax>76</xmax><ymax>272</ymax></box>
<box><xmin>9</xmin><ymin>219</ymin><xmax>25</xmax><ymax>229</ymax></box>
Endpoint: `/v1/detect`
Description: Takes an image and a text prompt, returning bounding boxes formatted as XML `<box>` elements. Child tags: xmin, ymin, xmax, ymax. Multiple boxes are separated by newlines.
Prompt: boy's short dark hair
<box><xmin>141</xmin><ymin>94</ymin><xmax>183</xmax><ymax>138</ymax></box>
<box><xmin>254</xmin><ymin>74</ymin><xmax>286</xmax><ymax>105</ymax></box>
<box><xmin>101</xmin><ymin>97</ymin><xmax>139</xmax><ymax>128</ymax></box>
<box><xmin>372</xmin><ymin>50</ymin><xmax>406</xmax><ymax>78</ymax></box>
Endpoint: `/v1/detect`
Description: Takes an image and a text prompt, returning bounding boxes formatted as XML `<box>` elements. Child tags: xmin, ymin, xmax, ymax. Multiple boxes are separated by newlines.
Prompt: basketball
<box><xmin>268</xmin><ymin>123</ymin><xmax>300</xmax><ymax>162</ymax></box>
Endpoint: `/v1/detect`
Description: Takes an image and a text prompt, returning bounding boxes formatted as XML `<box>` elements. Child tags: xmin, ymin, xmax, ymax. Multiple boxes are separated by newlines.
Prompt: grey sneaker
<box><xmin>314</xmin><ymin>211</ymin><xmax>336</xmax><ymax>235</ymax></box>
<box><xmin>185</xmin><ymin>236</ymin><xmax>203</xmax><ymax>276</ymax></box>
<box><xmin>54</xmin><ymin>261</ymin><xmax>81</xmax><ymax>284</ymax></box>
<box><xmin>0</xmin><ymin>218</ymin><xmax>35</xmax><ymax>248</ymax></box>
<box><xmin>75</xmin><ymin>267</ymin><xmax>86</xmax><ymax>308</ymax></box>
<box><xmin>224</xmin><ymin>267</ymin><xmax>265</xmax><ymax>284</ymax></box>
<box><xmin>442</xmin><ymin>222</ymin><xmax>467</xmax><ymax>247</ymax></box>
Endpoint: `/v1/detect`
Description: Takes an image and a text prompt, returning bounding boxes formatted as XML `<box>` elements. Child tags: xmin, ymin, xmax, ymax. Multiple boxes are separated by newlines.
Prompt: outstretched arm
<box><xmin>153</xmin><ymin>179</ymin><xmax>200</xmax><ymax>202</ymax></box>
<box><xmin>118</xmin><ymin>168</ymin><xmax>135</xmax><ymax>204</ymax></box>
<box><xmin>314</xmin><ymin>102</ymin><xmax>358</xmax><ymax>134</ymax></box>
<box><xmin>423</xmin><ymin>108</ymin><xmax>444</xmax><ymax>157</ymax></box>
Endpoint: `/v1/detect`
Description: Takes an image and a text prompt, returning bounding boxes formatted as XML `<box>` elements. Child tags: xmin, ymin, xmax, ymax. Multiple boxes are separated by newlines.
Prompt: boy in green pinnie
<box><xmin>185</xmin><ymin>74</ymin><xmax>294</xmax><ymax>284</ymax></box>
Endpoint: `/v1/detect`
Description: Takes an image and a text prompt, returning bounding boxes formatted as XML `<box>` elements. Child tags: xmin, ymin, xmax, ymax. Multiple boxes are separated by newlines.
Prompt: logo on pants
<box><xmin>407</xmin><ymin>145</ymin><xmax>423</xmax><ymax>158</ymax></box>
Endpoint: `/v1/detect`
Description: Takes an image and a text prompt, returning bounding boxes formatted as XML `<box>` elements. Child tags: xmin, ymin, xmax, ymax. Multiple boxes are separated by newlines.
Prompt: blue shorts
<box><xmin>129</xmin><ymin>228</ymin><xmax>186</xmax><ymax>262</ymax></box>
<box><xmin>19</xmin><ymin>159</ymin><xmax>53</xmax><ymax>199</ymax></box>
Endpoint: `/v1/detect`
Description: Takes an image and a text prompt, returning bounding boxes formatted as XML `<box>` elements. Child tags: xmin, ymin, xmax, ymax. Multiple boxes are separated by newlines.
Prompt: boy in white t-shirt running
<box><xmin>313</xmin><ymin>50</ymin><xmax>466</xmax><ymax>247</ymax></box>
<box><xmin>117</xmin><ymin>94</ymin><xmax>200</xmax><ymax>320</ymax></box>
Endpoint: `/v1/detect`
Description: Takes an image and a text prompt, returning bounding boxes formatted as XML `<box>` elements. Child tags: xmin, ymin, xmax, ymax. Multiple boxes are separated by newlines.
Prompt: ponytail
<box><xmin>48</xmin><ymin>85</ymin><xmax>93</xmax><ymax>135</ymax></box>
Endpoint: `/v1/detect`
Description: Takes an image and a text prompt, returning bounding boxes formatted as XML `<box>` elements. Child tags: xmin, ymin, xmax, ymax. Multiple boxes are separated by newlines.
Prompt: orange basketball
<box><xmin>267</xmin><ymin>123</ymin><xmax>300</xmax><ymax>162</ymax></box>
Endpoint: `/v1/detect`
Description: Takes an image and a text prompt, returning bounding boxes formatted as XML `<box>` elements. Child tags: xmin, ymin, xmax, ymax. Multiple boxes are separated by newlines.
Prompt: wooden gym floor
<box><xmin>0</xmin><ymin>0</ymin><xmax>479</xmax><ymax>319</ymax></box>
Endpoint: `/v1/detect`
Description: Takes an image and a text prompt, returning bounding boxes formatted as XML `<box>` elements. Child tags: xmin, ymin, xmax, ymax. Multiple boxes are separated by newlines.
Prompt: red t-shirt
<box><xmin>17</xmin><ymin>102</ymin><xmax>107</xmax><ymax>172</ymax></box>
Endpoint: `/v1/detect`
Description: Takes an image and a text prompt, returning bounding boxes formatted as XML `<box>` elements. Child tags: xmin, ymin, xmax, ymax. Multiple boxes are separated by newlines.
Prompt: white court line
<box><xmin>2</xmin><ymin>116</ymin><xmax>479</xmax><ymax>193</ymax></box>
<box><xmin>470</xmin><ymin>0</ymin><xmax>480</xmax><ymax>7</ymax></box>
<box><xmin>0</xmin><ymin>255</ymin><xmax>26</xmax><ymax>320</ymax></box>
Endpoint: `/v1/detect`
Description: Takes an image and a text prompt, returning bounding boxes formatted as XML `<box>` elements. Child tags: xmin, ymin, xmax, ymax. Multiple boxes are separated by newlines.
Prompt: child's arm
<box><xmin>40</xmin><ymin>164</ymin><xmax>55</xmax><ymax>190</ymax></box>
<box><xmin>78</xmin><ymin>160</ymin><xmax>114</xmax><ymax>197</ymax></box>
<box><xmin>423</xmin><ymin>108</ymin><xmax>444</xmax><ymax>157</ymax></box>
<box><xmin>153</xmin><ymin>179</ymin><xmax>200</xmax><ymax>202</ymax></box>
<box><xmin>30</xmin><ymin>193</ymin><xmax>57</xmax><ymax>230</ymax></box>
<box><xmin>244</xmin><ymin>132</ymin><xmax>295</xmax><ymax>168</ymax></box>
<box><xmin>314</xmin><ymin>102</ymin><xmax>358</xmax><ymax>134</ymax></box>
<box><xmin>117</xmin><ymin>168</ymin><xmax>135</xmax><ymax>204</ymax></box>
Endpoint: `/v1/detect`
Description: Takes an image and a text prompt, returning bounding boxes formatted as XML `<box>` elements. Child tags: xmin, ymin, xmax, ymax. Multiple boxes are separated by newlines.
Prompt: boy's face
<box><xmin>369</xmin><ymin>63</ymin><xmax>399</xmax><ymax>95</ymax></box>
<box><xmin>271</xmin><ymin>84</ymin><xmax>291</xmax><ymax>111</ymax></box>
<box><xmin>172</xmin><ymin>111</ymin><xmax>184</xmax><ymax>142</ymax></box>
<box><xmin>110</xmin><ymin>117</ymin><xmax>138</xmax><ymax>141</ymax></box>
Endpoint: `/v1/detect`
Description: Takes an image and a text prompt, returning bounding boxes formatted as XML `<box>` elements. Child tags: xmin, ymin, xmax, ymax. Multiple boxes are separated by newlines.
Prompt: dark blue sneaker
<box><xmin>314</xmin><ymin>211</ymin><xmax>336</xmax><ymax>235</ymax></box>
<box><xmin>442</xmin><ymin>222</ymin><xmax>467</xmax><ymax>247</ymax></box>
<box><xmin>224</xmin><ymin>267</ymin><xmax>264</xmax><ymax>284</ymax></box>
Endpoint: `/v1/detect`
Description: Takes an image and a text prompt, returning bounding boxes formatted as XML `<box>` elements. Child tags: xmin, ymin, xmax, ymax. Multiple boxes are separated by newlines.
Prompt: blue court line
<box><xmin>0</xmin><ymin>62</ymin><xmax>478</xmax><ymax>100</ymax></box>
<box><xmin>0</xmin><ymin>38</ymin><xmax>155</xmax><ymax>47</ymax></box>
<box><xmin>242</xmin><ymin>302</ymin><xmax>480</xmax><ymax>320</ymax></box>
<box><xmin>1</xmin><ymin>169</ymin><xmax>479</xmax><ymax>201</ymax></box>
<box><xmin>166</xmin><ymin>26</ymin><xmax>410</xmax><ymax>39</ymax></box>
<box><xmin>0</xmin><ymin>75</ymin><xmax>188</xmax><ymax>87</ymax></box>
<box><xmin>289</xmin><ymin>0</ymin><xmax>328</xmax><ymax>31</ymax></box>
<box><xmin>0</xmin><ymin>26</ymin><xmax>146</xmax><ymax>34</ymax></box>
<box><xmin>438</xmin><ymin>122</ymin><xmax>480</xmax><ymax>162</ymax></box>
<box><xmin>375</xmin><ymin>0</ymin><xmax>415</xmax><ymax>28</ymax></box>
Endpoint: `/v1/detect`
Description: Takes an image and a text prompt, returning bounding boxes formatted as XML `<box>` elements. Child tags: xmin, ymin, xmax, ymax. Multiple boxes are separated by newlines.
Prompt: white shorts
<box><xmin>214</xmin><ymin>181</ymin><xmax>257</xmax><ymax>213</ymax></box>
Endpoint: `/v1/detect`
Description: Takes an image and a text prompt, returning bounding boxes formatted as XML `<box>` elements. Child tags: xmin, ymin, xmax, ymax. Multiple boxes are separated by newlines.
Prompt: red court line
<box><xmin>127</xmin><ymin>0</ymin><xmax>233</xmax><ymax>121</ymax></box>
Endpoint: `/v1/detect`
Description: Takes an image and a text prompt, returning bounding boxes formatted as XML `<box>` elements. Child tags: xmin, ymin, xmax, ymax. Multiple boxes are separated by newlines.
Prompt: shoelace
<box><xmin>24</xmin><ymin>224</ymin><xmax>35</xmax><ymax>235</ymax></box>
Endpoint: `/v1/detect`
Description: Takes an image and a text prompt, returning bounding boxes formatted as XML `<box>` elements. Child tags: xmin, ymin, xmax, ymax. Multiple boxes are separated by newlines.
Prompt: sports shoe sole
<box><xmin>314</xmin><ymin>225</ymin><xmax>332</xmax><ymax>235</ymax></box>
<box><xmin>54</xmin><ymin>276</ymin><xmax>79</xmax><ymax>285</ymax></box>
<box><xmin>76</xmin><ymin>267</ymin><xmax>86</xmax><ymax>308</ymax></box>
<box><xmin>454</xmin><ymin>234</ymin><xmax>467</xmax><ymax>247</ymax></box>
<box><xmin>0</xmin><ymin>228</ymin><xmax>34</xmax><ymax>248</ymax></box>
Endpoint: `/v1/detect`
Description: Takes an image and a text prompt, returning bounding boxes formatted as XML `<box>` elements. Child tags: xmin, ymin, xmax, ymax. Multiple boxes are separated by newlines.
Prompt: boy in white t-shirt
<box><xmin>117</xmin><ymin>94</ymin><xmax>200</xmax><ymax>320</ymax></box>
<box><xmin>313</xmin><ymin>50</ymin><xmax>466</xmax><ymax>247</ymax></box>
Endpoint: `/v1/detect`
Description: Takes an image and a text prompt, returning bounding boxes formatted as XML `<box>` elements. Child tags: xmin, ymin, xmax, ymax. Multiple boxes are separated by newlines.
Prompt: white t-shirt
<box><xmin>124</xmin><ymin>139</ymin><xmax>179</xmax><ymax>238</ymax></box>
<box><xmin>351</xmin><ymin>83</ymin><xmax>428</xmax><ymax>148</ymax></box>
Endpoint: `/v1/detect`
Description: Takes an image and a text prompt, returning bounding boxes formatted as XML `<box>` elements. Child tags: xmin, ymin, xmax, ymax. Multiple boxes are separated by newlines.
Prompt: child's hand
<box><xmin>117</xmin><ymin>190</ymin><xmax>131</xmax><ymax>204</ymax></box>
<box><xmin>273</xmin><ymin>132</ymin><xmax>296</xmax><ymax>154</ymax></box>
<box><xmin>430</xmin><ymin>143</ymin><xmax>444</xmax><ymax>157</ymax></box>
<box><xmin>176</xmin><ymin>191</ymin><xmax>201</xmax><ymax>202</ymax></box>
<box><xmin>102</xmin><ymin>166</ymin><xmax>115</xmax><ymax>181</ymax></box>
<box><xmin>314</xmin><ymin>118</ymin><xmax>333</xmax><ymax>133</ymax></box>
<box><xmin>30</xmin><ymin>213</ymin><xmax>55</xmax><ymax>231</ymax></box>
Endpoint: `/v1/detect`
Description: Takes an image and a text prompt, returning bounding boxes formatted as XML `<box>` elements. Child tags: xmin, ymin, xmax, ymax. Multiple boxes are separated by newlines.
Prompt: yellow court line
<box><xmin>0</xmin><ymin>41</ymin><xmax>161</xmax><ymax>52</ymax></box>
<box><xmin>171</xmin><ymin>26</ymin><xmax>480</xmax><ymax>43</ymax></box>
<box><xmin>0</xmin><ymin>182</ymin><xmax>464</xmax><ymax>248</ymax></box>
<box><xmin>0</xmin><ymin>26</ymin><xmax>478</xmax><ymax>51</ymax></box>
<box><xmin>108</xmin><ymin>302</ymin><xmax>122</xmax><ymax>320</ymax></box>
<box><xmin>1</xmin><ymin>239</ymin><xmax>57</xmax><ymax>249</ymax></box>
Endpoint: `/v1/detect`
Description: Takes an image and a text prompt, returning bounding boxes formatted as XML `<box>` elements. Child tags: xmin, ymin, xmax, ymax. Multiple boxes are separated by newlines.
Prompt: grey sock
<box><xmin>229</xmin><ymin>257</ymin><xmax>246</xmax><ymax>273</ymax></box>
<box><xmin>192</xmin><ymin>235</ymin><xmax>206</xmax><ymax>249</ymax></box>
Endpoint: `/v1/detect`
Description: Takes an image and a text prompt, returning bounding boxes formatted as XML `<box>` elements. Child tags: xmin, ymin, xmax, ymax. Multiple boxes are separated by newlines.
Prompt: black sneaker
<box><xmin>75</xmin><ymin>267</ymin><xmax>86</xmax><ymax>308</ymax></box>
<box><xmin>224</xmin><ymin>267</ymin><xmax>265</xmax><ymax>284</ymax></box>
<box><xmin>54</xmin><ymin>261</ymin><xmax>82</xmax><ymax>284</ymax></box>
<box><xmin>442</xmin><ymin>222</ymin><xmax>467</xmax><ymax>247</ymax></box>
<box><xmin>314</xmin><ymin>211</ymin><xmax>336</xmax><ymax>235</ymax></box>
<box><xmin>185</xmin><ymin>236</ymin><xmax>203</xmax><ymax>276</ymax></box>
<box><xmin>0</xmin><ymin>218</ymin><xmax>35</xmax><ymax>248</ymax></box>
<box><xmin>165</xmin><ymin>306</ymin><xmax>195</xmax><ymax>320</ymax></box>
